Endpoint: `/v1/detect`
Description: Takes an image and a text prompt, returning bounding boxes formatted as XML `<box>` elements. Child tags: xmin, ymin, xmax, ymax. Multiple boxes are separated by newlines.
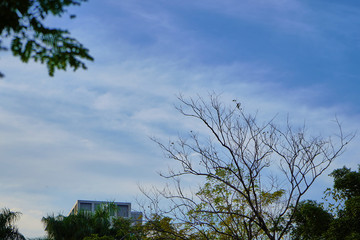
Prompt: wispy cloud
<box><xmin>0</xmin><ymin>0</ymin><xmax>359</xmax><ymax>238</ymax></box>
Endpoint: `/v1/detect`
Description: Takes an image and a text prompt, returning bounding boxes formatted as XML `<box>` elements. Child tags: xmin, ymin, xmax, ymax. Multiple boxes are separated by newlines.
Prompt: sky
<box><xmin>1</xmin><ymin>0</ymin><xmax>360</xmax><ymax>238</ymax></box>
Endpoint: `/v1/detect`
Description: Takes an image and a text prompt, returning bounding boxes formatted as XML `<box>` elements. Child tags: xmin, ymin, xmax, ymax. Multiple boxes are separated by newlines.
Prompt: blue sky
<box><xmin>1</xmin><ymin>0</ymin><xmax>360</xmax><ymax>237</ymax></box>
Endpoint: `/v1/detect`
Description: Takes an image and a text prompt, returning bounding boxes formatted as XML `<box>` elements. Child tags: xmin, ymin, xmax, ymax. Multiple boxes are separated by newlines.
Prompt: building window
<box><xmin>117</xmin><ymin>205</ymin><xmax>128</xmax><ymax>217</ymax></box>
<box><xmin>80</xmin><ymin>203</ymin><xmax>92</xmax><ymax>211</ymax></box>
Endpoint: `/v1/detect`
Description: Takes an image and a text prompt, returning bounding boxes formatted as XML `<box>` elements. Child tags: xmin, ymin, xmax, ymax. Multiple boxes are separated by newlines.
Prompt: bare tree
<box><xmin>147</xmin><ymin>94</ymin><xmax>353</xmax><ymax>240</ymax></box>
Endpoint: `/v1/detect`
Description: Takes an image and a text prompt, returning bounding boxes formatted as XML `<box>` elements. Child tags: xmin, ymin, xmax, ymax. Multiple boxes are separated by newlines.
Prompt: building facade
<box><xmin>69</xmin><ymin>200</ymin><xmax>142</xmax><ymax>223</ymax></box>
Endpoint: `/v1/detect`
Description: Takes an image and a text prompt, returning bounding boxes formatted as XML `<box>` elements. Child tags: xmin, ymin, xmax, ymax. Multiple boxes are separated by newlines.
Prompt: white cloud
<box><xmin>1</xmin><ymin>55</ymin><xmax>359</xmax><ymax>237</ymax></box>
<box><xmin>0</xmin><ymin>1</ymin><xmax>359</xmax><ymax>237</ymax></box>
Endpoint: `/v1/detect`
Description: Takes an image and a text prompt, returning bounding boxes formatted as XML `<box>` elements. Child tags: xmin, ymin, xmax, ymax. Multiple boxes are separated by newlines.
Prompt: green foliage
<box><xmin>291</xmin><ymin>200</ymin><xmax>333</xmax><ymax>240</ymax></box>
<box><xmin>0</xmin><ymin>0</ymin><xmax>93</xmax><ymax>77</ymax></box>
<box><xmin>331</xmin><ymin>166</ymin><xmax>360</xmax><ymax>199</ymax></box>
<box><xmin>0</xmin><ymin>208</ymin><xmax>25</xmax><ymax>240</ymax></box>
<box><xmin>83</xmin><ymin>234</ymin><xmax>115</xmax><ymax>240</ymax></box>
<box><xmin>166</xmin><ymin>166</ymin><xmax>289</xmax><ymax>239</ymax></box>
<box><xmin>324</xmin><ymin>196</ymin><xmax>360</xmax><ymax>240</ymax></box>
<box><xmin>324</xmin><ymin>166</ymin><xmax>360</xmax><ymax>213</ymax></box>
<box><xmin>42</xmin><ymin>212</ymin><xmax>95</xmax><ymax>240</ymax></box>
<box><xmin>291</xmin><ymin>166</ymin><xmax>360</xmax><ymax>240</ymax></box>
<box><xmin>192</xmin><ymin>174</ymin><xmax>258</xmax><ymax>239</ymax></box>
<box><xmin>112</xmin><ymin>217</ymin><xmax>144</xmax><ymax>240</ymax></box>
<box><xmin>208</xmin><ymin>170</ymin><xmax>286</xmax><ymax>236</ymax></box>
<box><xmin>142</xmin><ymin>215</ymin><xmax>197</xmax><ymax>240</ymax></box>
<box><xmin>43</xmin><ymin>203</ymin><xmax>112</xmax><ymax>240</ymax></box>
<box><xmin>43</xmin><ymin>203</ymin><xmax>144</xmax><ymax>240</ymax></box>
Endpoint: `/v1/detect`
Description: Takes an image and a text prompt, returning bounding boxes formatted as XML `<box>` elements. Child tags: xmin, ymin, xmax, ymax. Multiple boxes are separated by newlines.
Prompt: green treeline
<box><xmin>2</xmin><ymin>165</ymin><xmax>360</xmax><ymax>240</ymax></box>
<box><xmin>291</xmin><ymin>166</ymin><xmax>360</xmax><ymax>240</ymax></box>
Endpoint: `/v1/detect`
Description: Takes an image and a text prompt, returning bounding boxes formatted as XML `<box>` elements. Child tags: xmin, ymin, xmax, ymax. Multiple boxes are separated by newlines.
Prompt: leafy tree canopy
<box><xmin>291</xmin><ymin>166</ymin><xmax>360</xmax><ymax>240</ymax></box>
<box><xmin>42</xmin><ymin>203</ymin><xmax>144</xmax><ymax>240</ymax></box>
<box><xmin>0</xmin><ymin>208</ymin><xmax>25</xmax><ymax>240</ymax></box>
<box><xmin>330</xmin><ymin>166</ymin><xmax>360</xmax><ymax>199</ymax></box>
<box><xmin>0</xmin><ymin>0</ymin><xmax>93</xmax><ymax>77</ymax></box>
<box><xmin>291</xmin><ymin>200</ymin><xmax>333</xmax><ymax>240</ymax></box>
